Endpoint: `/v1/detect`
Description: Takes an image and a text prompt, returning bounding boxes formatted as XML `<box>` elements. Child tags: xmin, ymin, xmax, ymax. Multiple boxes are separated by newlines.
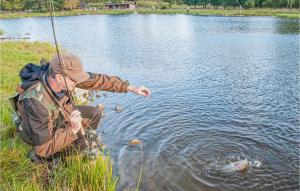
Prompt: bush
<box><xmin>244</xmin><ymin>0</ymin><xmax>255</xmax><ymax>8</ymax></box>
<box><xmin>262</xmin><ymin>0</ymin><xmax>273</xmax><ymax>7</ymax></box>
<box><xmin>136</xmin><ymin>0</ymin><xmax>167</xmax><ymax>8</ymax></box>
<box><xmin>161</xmin><ymin>5</ymin><xmax>167</xmax><ymax>9</ymax></box>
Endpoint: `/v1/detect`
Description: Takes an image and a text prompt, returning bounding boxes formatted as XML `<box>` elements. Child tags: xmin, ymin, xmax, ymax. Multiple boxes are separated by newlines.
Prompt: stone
<box><xmin>129</xmin><ymin>138</ymin><xmax>141</xmax><ymax>145</ymax></box>
<box><xmin>114</xmin><ymin>104</ymin><xmax>123</xmax><ymax>112</ymax></box>
<box><xmin>97</xmin><ymin>104</ymin><xmax>105</xmax><ymax>111</ymax></box>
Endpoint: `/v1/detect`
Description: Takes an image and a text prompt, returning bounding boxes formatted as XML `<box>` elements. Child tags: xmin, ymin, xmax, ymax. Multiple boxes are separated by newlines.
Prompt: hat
<box><xmin>50</xmin><ymin>53</ymin><xmax>90</xmax><ymax>83</ymax></box>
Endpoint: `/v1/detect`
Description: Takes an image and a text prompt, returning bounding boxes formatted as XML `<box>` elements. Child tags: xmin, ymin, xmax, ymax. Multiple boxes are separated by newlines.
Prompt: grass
<box><xmin>0</xmin><ymin>8</ymin><xmax>299</xmax><ymax>19</ymax></box>
<box><xmin>276</xmin><ymin>13</ymin><xmax>300</xmax><ymax>19</ymax></box>
<box><xmin>0</xmin><ymin>9</ymin><xmax>134</xmax><ymax>19</ymax></box>
<box><xmin>0</xmin><ymin>41</ymin><xmax>117</xmax><ymax>191</ymax></box>
<box><xmin>138</xmin><ymin>8</ymin><xmax>300</xmax><ymax>18</ymax></box>
<box><xmin>136</xmin><ymin>0</ymin><xmax>169</xmax><ymax>8</ymax></box>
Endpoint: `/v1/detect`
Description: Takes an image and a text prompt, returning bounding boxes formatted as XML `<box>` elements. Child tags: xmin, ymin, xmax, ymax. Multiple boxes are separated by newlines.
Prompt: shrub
<box><xmin>244</xmin><ymin>0</ymin><xmax>255</xmax><ymax>8</ymax></box>
<box><xmin>161</xmin><ymin>5</ymin><xmax>167</xmax><ymax>9</ymax></box>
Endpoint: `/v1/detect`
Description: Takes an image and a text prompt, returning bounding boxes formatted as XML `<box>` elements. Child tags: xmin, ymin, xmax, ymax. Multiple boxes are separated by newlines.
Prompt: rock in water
<box><xmin>97</xmin><ymin>104</ymin><xmax>105</xmax><ymax>111</ymax></box>
<box><xmin>221</xmin><ymin>159</ymin><xmax>249</xmax><ymax>173</ymax></box>
<box><xmin>114</xmin><ymin>105</ymin><xmax>123</xmax><ymax>112</ymax></box>
<box><xmin>129</xmin><ymin>138</ymin><xmax>141</xmax><ymax>145</ymax></box>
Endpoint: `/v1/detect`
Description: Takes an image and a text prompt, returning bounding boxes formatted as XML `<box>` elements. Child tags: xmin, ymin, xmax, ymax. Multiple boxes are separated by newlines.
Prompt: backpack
<box><xmin>9</xmin><ymin>59</ymin><xmax>50</xmax><ymax>145</ymax></box>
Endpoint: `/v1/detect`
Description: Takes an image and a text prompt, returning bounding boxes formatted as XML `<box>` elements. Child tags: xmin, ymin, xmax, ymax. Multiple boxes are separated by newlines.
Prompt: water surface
<box><xmin>1</xmin><ymin>15</ymin><xmax>299</xmax><ymax>191</ymax></box>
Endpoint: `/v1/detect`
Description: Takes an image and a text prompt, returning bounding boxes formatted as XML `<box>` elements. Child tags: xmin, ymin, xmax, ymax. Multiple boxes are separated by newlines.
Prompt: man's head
<box><xmin>47</xmin><ymin>53</ymin><xmax>90</xmax><ymax>92</ymax></box>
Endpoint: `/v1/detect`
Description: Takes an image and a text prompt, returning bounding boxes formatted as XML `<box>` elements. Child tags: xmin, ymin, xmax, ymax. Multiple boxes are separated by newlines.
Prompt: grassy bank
<box><xmin>0</xmin><ymin>8</ymin><xmax>299</xmax><ymax>19</ymax></box>
<box><xmin>138</xmin><ymin>8</ymin><xmax>300</xmax><ymax>18</ymax></box>
<box><xmin>0</xmin><ymin>41</ymin><xmax>117</xmax><ymax>191</ymax></box>
<box><xmin>0</xmin><ymin>9</ymin><xmax>134</xmax><ymax>19</ymax></box>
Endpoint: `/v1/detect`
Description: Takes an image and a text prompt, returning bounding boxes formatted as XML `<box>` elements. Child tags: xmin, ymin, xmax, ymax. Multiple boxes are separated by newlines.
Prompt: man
<box><xmin>14</xmin><ymin>53</ymin><xmax>151</xmax><ymax>159</ymax></box>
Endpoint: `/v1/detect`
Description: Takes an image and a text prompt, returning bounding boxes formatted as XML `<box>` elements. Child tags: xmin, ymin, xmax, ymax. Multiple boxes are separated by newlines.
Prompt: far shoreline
<box><xmin>0</xmin><ymin>8</ymin><xmax>299</xmax><ymax>19</ymax></box>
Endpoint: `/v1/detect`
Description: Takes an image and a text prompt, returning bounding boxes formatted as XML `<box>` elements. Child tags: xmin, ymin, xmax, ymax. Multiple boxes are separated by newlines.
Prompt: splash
<box><xmin>205</xmin><ymin>154</ymin><xmax>262</xmax><ymax>175</ymax></box>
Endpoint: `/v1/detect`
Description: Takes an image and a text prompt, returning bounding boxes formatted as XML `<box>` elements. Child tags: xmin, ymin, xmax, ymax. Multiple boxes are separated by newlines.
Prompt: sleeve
<box><xmin>76</xmin><ymin>72</ymin><xmax>129</xmax><ymax>93</ymax></box>
<box><xmin>22</xmin><ymin>98</ymin><xmax>78</xmax><ymax>157</ymax></box>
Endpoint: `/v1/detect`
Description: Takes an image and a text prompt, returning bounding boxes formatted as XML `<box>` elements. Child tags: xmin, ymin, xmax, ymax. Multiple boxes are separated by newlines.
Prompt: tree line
<box><xmin>1</xmin><ymin>0</ymin><xmax>82</xmax><ymax>11</ymax></box>
<box><xmin>1</xmin><ymin>0</ymin><xmax>299</xmax><ymax>11</ymax></box>
<box><xmin>181</xmin><ymin>0</ymin><xmax>299</xmax><ymax>8</ymax></box>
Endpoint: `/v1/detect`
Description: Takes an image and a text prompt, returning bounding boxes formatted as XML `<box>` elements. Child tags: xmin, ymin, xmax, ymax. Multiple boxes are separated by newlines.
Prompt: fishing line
<box><xmin>48</xmin><ymin>0</ymin><xmax>94</xmax><ymax>128</ymax></box>
<box><xmin>47</xmin><ymin>3</ymin><xmax>144</xmax><ymax>189</ymax></box>
<box><xmin>115</xmin><ymin>21</ymin><xmax>143</xmax><ymax>190</ymax></box>
<box><xmin>135</xmin><ymin>142</ymin><xmax>143</xmax><ymax>191</ymax></box>
<box><xmin>47</xmin><ymin>0</ymin><xmax>91</xmax><ymax>146</ymax></box>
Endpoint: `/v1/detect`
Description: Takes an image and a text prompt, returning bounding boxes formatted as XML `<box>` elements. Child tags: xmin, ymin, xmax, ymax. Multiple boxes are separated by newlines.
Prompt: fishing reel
<box><xmin>85</xmin><ymin>128</ymin><xmax>106</xmax><ymax>153</ymax></box>
<box><xmin>85</xmin><ymin>129</ymin><xmax>98</xmax><ymax>142</ymax></box>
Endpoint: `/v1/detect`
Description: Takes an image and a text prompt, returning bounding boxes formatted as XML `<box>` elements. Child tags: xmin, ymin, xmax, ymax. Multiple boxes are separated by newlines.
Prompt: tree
<box><xmin>1</xmin><ymin>0</ymin><xmax>24</xmax><ymax>11</ymax></box>
<box><xmin>163</xmin><ymin>0</ymin><xmax>177</xmax><ymax>8</ymax></box>
<box><xmin>23</xmin><ymin>0</ymin><xmax>64</xmax><ymax>11</ymax></box>
<box><xmin>211</xmin><ymin>0</ymin><xmax>222</xmax><ymax>8</ymax></box>
<box><xmin>199</xmin><ymin>0</ymin><xmax>209</xmax><ymax>8</ymax></box>
<box><xmin>222</xmin><ymin>0</ymin><xmax>236</xmax><ymax>7</ymax></box>
<box><xmin>244</xmin><ymin>0</ymin><xmax>255</xmax><ymax>8</ymax></box>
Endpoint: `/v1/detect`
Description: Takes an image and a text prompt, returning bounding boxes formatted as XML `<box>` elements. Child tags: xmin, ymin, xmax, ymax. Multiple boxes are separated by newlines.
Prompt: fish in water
<box><xmin>221</xmin><ymin>159</ymin><xmax>249</xmax><ymax>173</ymax></box>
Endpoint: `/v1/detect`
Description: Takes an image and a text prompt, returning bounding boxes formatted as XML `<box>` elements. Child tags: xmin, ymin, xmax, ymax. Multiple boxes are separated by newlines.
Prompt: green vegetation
<box><xmin>0</xmin><ymin>0</ymin><xmax>299</xmax><ymax>13</ymax></box>
<box><xmin>0</xmin><ymin>29</ymin><xmax>4</xmax><ymax>35</ymax></box>
<box><xmin>0</xmin><ymin>0</ymin><xmax>299</xmax><ymax>19</ymax></box>
<box><xmin>0</xmin><ymin>9</ymin><xmax>134</xmax><ymax>19</ymax></box>
<box><xmin>138</xmin><ymin>8</ymin><xmax>300</xmax><ymax>18</ymax></box>
<box><xmin>0</xmin><ymin>8</ymin><xmax>299</xmax><ymax>19</ymax></box>
<box><xmin>0</xmin><ymin>41</ymin><xmax>117</xmax><ymax>191</ymax></box>
<box><xmin>276</xmin><ymin>12</ymin><xmax>300</xmax><ymax>18</ymax></box>
<box><xmin>137</xmin><ymin>0</ymin><xmax>170</xmax><ymax>8</ymax></box>
<box><xmin>1</xmin><ymin>0</ymin><xmax>299</xmax><ymax>10</ymax></box>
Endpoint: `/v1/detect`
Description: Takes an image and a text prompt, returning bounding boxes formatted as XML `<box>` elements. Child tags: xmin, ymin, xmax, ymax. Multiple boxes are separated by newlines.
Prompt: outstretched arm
<box><xmin>76</xmin><ymin>73</ymin><xmax>129</xmax><ymax>93</ymax></box>
<box><xmin>76</xmin><ymin>72</ymin><xmax>151</xmax><ymax>97</ymax></box>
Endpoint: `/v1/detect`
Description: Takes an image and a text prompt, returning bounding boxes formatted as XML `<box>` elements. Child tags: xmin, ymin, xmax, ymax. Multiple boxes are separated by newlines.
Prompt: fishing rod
<box><xmin>47</xmin><ymin>0</ymin><xmax>95</xmax><ymax>146</ymax></box>
<box><xmin>47</xmin><ymin>3</ymin><xmax>144</xmax><ymax>189</ymax></box>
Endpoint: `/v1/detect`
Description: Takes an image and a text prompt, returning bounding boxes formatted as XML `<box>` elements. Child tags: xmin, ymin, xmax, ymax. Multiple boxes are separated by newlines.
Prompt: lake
<box><xmin>1</xmin><ymin>14</ymin><xmax>299</xmax><ymax>191</ymax></box>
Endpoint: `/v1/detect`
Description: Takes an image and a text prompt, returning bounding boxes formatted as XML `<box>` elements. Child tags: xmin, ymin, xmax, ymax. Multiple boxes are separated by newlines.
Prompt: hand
<box><xmin>127</xmin><ymin>85</ymin><xmax>151</xmax><ymax>98</ymax></box>
<box><xmin>69</xmin><ymin>110</ymin><xmax>83</xmax><ymax>135</ymax></box>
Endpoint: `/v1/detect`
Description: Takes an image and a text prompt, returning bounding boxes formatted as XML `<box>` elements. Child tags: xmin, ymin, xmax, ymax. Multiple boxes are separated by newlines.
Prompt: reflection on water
<box><xmin>275</xmin><ymin>19</ymin><xmax>300</xmax><ymax>34</ymax></box>
<box><xmin>1</xmin><ymin>15</ymin><xmax>299</xmax><ymax>191</ymax></box>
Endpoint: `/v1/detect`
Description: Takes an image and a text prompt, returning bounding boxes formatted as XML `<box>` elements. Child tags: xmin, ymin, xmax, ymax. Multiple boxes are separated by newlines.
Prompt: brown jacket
<box><xmin>19</xmin><ymin>72</ymin><xmax>129</xmax><ymax>157</ymax></box>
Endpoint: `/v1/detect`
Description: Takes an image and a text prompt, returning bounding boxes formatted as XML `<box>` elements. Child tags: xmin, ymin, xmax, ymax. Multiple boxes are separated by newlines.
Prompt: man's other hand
<box><xmin>127</xmin><ymin>85</ymin><xmax>151</xmax><ymax>98</ymax></box>
<box><xmin>69</xmin><ymin>110</ymin><xmax>83</xmax><ymax>135</ymax></box>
